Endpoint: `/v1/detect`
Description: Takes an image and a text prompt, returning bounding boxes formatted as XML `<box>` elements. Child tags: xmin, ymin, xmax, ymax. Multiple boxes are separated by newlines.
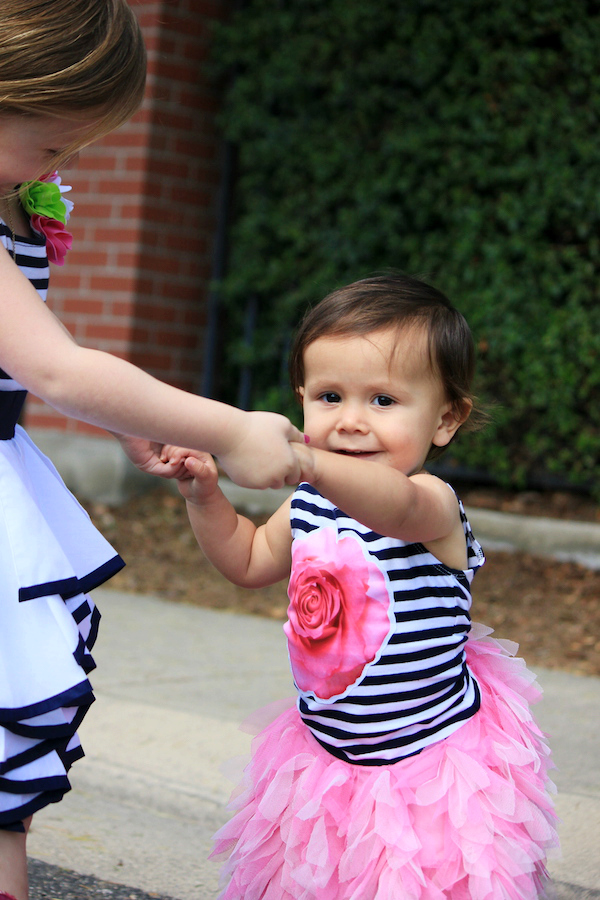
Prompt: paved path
<box><xmin>25</xmin><ymin>589</ymin><xmax>600</xmax><ymax>899</ymax></box>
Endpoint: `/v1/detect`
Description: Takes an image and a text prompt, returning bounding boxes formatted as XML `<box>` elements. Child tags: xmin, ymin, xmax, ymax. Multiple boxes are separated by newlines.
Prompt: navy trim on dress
<box><xmin>0</xmin><ymin>705</ymin><xmax>90</xmax><ymax>774</ymax></box>
<box><xmin>0</xmin><ymin>681</ymin><xmax>94</xmax><ymax>723</ymax></box>
<box><xmin>19</xmin><ymin>554</ymin><xmax>125</xmax><ymax>602</ymax></box>
<box><xmin>0</xmin><ymin>790</ymin><xmax>66</xmax><ymax>827</ymax></box>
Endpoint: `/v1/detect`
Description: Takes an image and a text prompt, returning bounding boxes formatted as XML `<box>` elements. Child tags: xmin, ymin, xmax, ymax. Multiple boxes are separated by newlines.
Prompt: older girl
<box><xmin>0</xmin><ymin>3</ymin><xmax>301</xmax><ymax>897</ymax></box>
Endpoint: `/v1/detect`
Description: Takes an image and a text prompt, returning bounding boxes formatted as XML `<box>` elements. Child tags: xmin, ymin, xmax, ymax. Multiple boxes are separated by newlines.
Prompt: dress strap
<box><xmin>0</xmin><ymin>391</ymin><xmax>26</xmax><ymax>439</ymax></box>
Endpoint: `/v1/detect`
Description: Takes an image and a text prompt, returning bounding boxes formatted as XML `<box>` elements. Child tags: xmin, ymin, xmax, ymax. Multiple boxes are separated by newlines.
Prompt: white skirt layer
<box><xmin>0</xmin><ymin>426</ymin><xmax>124</xmax><ymax>824</ymax></box>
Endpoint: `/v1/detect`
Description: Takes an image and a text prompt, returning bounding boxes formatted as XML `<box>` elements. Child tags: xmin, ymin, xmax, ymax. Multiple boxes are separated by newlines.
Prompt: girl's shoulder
<box><xmin>417</xmin><ymin>475</ymin><xmax>485</xmax><ymax>573</ymax></box>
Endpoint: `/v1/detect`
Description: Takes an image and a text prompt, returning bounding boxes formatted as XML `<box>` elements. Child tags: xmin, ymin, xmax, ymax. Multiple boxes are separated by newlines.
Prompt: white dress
<box><xmin>0</xmin><ymin>217</ymin><xmax>124</xmax><ymax>828</ymax></box>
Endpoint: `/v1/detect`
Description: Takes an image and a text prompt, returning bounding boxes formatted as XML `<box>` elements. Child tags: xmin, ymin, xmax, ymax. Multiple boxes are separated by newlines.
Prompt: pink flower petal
<box><xmin>30</xmin><ymin>214</ymin><xmax>73</xmax><ymax>266</ymax></box>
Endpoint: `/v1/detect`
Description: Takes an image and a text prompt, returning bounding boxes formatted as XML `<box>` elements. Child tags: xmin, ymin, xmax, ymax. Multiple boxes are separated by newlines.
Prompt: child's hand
<box><xmin>115</xmin><ymin>435</ymin><xmax>191</xmax><ymax>479</ymax></box>
<box><xmin>156</xmin><ymin>444</ymin><xmax>198</xmax><ymax>480</ymax></box>
<box><xmin>217</xmin><ymin>411</ymin><xmax>304</xmax><ymax>489</ymax></box>
<box><xmin>170</xmin><ymin>450</ymin><xmax>220</xmax><ymax>506</ymax></box>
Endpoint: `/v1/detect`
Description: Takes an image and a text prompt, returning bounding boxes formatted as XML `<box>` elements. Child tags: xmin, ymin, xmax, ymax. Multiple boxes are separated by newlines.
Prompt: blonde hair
<box><xmin>0</xmin><ymin>0</ymin><xmax>146</xmax><ymax>172</ymax></box>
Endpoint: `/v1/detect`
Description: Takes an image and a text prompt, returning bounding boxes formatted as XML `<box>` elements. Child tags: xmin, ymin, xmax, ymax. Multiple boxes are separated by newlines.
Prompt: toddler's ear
<box><xmin>454</xmin><ymin>397</ymin><xmax>473</xmax><ymax>427</ymax></box>
<box><xmin>432</xmin><ymin>400</ymin><xmax>472</xmax><ymax>448</ymax></box>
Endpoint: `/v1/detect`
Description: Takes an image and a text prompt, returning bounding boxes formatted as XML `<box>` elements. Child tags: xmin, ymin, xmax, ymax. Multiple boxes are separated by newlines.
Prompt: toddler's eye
<box><xmin>320</xmin><ymin>392</ymin><xmax>341</xmax><ymax>404</ymax></box>
<box><xmin>373</xmin><ymin>395</ymin><xmax>394</xmax><ymax>407</ymax></box>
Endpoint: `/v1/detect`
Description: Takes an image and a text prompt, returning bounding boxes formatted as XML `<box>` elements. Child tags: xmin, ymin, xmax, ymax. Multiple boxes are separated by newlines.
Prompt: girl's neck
<box><xmin>0</xmin><ymin>194</ymin><xmax>33</xmax><ymax>240</ymax></box>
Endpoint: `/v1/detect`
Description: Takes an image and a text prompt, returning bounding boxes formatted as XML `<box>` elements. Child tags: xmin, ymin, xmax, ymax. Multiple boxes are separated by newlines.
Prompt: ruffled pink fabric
<box><xmin>211</xmin><ymin>627</ymin><xmax>559</xmax><ymax>899</ymax></box>
<box><xmin>30</xmin><ymin>213</ymin><xmax>73</xmax><ymax>266</ymax></box>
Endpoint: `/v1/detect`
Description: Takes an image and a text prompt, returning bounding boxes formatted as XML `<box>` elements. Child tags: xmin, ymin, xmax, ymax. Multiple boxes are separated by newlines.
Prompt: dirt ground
<box><xmin>88</xmin><ymin>484</ymin><xmax>600</xmax><ymax>679</ymax></box>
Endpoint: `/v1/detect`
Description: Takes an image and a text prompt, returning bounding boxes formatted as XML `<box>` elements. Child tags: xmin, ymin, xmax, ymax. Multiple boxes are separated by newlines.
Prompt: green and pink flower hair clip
<box><xmin>19</xmin><ymin>172</ymin><xmax>74</xmax><ymax>266</ymax></box>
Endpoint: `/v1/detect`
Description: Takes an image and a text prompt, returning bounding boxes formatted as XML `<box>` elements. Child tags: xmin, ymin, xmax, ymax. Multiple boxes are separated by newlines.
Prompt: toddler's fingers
<box><xmin>184</xmin><ymin>454</ymin><xmax>216</xmax><ymax>479</ymax></box>
<box><xmin>161</xmin><ymin>446</ymin><xmax>206</xmax><ymax>465</ymax></box>
<box><xmin>167</xmin><ymin>448</ymin><xmax>191</xmax><ymax>466</ymax></box>
<box><xmin>159</xmin><ymin>444</ymin><xmax>180</xmax><ymax>463</ymax></box>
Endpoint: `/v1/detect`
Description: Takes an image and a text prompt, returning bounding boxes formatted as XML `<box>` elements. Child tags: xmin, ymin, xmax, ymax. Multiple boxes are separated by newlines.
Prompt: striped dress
<box><xmin>211</xmin><ymin>483</ymin><xmax>559</xmax><ymax>899</ymax></box>
<box><xmin>0</xmin><ymin>211</ymin><xmax>124</xmax><ymax>829</ymax></box>
<box><xmin>287</xmin><ymin>482</ymin><xmax>483</xmax><ymax>764</ymax></box>
<box><xmin>0</xmin><ymin>224</ymin><xmax>48</xmax><ymax>435</ymax></box>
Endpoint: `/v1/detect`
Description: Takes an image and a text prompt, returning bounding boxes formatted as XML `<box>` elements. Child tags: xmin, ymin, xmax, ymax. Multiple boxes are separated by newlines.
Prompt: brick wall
<box><xmin>24</xmin><ymin>0</ymin><xmax>230</xmax><ymax>437</ymax></box>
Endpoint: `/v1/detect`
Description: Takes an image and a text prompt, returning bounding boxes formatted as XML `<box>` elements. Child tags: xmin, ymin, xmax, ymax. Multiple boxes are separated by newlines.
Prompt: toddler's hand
<box><xmin>172</xmin><ymin>450</ymin><xmax>220</xmax><ymax>505</ymax></box>
<box><xmin>217</xmin><ymin>411</ymin><xmax>304</xmax><ymax>489</ymax></box>
<box><xmin>155</xmin><ymin>444</ymin><xmax>199</xmax><ymax>479</ymax></box>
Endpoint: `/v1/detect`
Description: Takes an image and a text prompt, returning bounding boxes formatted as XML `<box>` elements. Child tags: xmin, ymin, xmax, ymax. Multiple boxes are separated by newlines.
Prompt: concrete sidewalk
<box><xmin>26</xmin><ymin>589</ymin><xmax>600</xmax><ymax>900</ymax></box>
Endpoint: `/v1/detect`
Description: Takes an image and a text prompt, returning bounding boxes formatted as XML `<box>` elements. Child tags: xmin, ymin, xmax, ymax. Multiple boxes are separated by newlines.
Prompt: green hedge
<box><xmin>212</xmin><ymin>0</ymin><xmax>600</xmax><ymax>494</ymax></box>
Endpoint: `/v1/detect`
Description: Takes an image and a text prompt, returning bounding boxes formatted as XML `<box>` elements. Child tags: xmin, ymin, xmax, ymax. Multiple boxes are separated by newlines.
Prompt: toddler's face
<box><xmin>300</xmin><ymin>326</ymin><xmax>458</xmax><ymax>477</ymax></box>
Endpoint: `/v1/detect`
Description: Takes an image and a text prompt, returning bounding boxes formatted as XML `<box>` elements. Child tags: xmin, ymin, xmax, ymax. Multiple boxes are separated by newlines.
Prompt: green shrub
<box><xmin>212</xmin><ymin>0</ymin><xmax>600</xmax><ymax>494</ymax></box>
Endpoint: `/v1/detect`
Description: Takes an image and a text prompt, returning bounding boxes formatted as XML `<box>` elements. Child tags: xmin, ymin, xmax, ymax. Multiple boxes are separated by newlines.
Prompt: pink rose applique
<box><xmin>285</xmin><ymin>527</ymin><xmax>393</xmax><ymax>701</ymax></box>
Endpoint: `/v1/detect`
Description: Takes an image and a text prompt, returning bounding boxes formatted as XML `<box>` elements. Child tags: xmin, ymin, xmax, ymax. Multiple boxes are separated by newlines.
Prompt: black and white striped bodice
<box><xmin>287</xmin><ymin>483</ymin><xmax>485</xmax><ymax>765</ymax></box>
<box><xmin>0</xmin><ymin>220</ymin><xmax>49</xmax><ymax>438</ymax></box>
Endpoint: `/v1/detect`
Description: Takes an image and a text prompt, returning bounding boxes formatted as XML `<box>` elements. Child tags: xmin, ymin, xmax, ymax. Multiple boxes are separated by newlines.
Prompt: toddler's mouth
<box><xmin>335</xmin><ymin>449</ymin><xmax>377</xmax><ymax>457</ymax></box>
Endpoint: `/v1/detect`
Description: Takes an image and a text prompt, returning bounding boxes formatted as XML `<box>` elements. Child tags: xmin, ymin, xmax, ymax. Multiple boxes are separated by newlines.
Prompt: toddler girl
<box><xmin>171</xmin><ymin>273</ymin><xmax>559</xmax><ymax>899</ymax></box>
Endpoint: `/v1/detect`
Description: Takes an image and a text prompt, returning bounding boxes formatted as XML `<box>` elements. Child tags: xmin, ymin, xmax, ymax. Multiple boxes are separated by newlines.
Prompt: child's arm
<box><xmin>292</xmin><ymin>442</ymin><xmax>463</xmax><ymax>551</ymax></box>
<box><xmin>0</xmin><ymin>247</ymin><xmax>303</xmax><ymax>489</ymax></box>
<box><xmin>165</xmin><ymin>447</ymin><xmax>293</xmax><ymax>588</ymax></box>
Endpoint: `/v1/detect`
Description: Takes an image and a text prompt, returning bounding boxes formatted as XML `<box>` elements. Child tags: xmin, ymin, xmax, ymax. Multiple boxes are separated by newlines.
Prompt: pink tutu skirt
<box><xmin>211</xmin><ymin>627</ymin><xmax>559</xmax><ymax>899</ymax></box>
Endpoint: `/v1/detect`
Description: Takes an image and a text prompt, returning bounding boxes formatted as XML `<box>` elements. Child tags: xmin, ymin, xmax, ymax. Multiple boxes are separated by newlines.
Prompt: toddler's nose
<box><xmin>335</xmin><ymin>403</ymin><xmax>368</xmax><ymax>433</ymax></box>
